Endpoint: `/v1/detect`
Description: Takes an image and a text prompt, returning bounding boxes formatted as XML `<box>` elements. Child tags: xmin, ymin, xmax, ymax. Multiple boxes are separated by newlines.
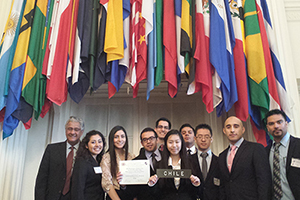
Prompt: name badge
<box><xmin>94</xmin><ymin>166</ymin><xmax>102</xmax><ymax>174</ymax></box>
<box><xmin>156</xmin><ymin>169</ymin><xmax>191</xmax><ymax>178</ymax></box>
<box><xmin>291</xmin><ymin>158</ymin><xmax>300</xmax><ymax>168</ymax></box>
<box><xmin>213</xmin><ymin>178</ymin><xmax>220</xmax><ymax>186</ymax></box>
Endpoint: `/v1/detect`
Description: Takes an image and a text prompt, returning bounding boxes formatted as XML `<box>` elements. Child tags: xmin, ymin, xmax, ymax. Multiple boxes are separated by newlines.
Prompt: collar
<box><xmin>230</xmin><ymin>137</ymin><xmax>244</xmax><ymax>148</ymax></box>
<box><xmin>198</xmin><ymin>149</ymin><xmax>211</xmax><ymax>156</ymax></box>
<box><xmin>67</xmin><ymin>141</ymin><xmax>79</xmax><ymax>150</ymax></box>
<box><xmin>145</xmin><ymin>148</ymin><xmax>160</xmax><ymax>158</ymax></box>
<box><xmin>187</xmin><ymin>145</ymin><xmax>196</xmax><ymax>152</ymax></box>
<box><xmin>168</xmin><ymin>156</ymin><xmax>181</xmax><ymax>167</ymax></box>
<box><xmin>272</xmin><ymin>132</ymin><xmax>290</xmax><ymax>148</ymax></box>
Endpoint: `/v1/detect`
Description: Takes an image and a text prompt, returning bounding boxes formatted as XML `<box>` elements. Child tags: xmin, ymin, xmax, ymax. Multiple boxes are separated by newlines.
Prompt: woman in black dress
<box><xmin>71</xmin><ymin>130</ymin><xmax>106</xmax><ymax>200</ymax></box>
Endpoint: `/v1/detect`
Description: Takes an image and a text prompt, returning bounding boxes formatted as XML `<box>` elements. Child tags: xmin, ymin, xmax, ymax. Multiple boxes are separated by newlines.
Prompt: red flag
<box><xmin>163</xmin><ymin>0</ymin><xmax>177</xmax><ymax>98</ymax></box>
<box><xmin>194</xmin><ymin>0</ymin><xmax>213</xmax><ymax>113</ymax></box>
<box><xmin>250</xmin><ymin>118</ymin><xmax>267</xmax><ymax>147</ymax></box>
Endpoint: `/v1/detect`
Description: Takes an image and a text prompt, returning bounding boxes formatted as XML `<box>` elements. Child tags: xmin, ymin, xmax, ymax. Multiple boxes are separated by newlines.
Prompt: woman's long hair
<box><xmin>107</xmin><ymin>126</ymin><xmax>129</xmax><ymax>178</ymax></box>
<box><xmin>76</xmin><ymin>130</ymin><xmax>106</xmax><ymax>164</ymax></box>
<box><xmin>160</xmin><ymin>129</ymin><xmax>189</xmax><ymax>169</ymax></box>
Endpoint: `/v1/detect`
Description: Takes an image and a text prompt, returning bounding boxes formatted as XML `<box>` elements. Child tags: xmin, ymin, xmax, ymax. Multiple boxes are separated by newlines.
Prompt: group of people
<box><xmin>35</xmin><ymin>109</ymin><xmax>300</xmax><ymax>200</ymax></box>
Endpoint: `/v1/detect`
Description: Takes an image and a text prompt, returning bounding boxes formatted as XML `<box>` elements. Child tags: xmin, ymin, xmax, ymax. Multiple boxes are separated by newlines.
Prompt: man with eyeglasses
<box><xmin>180</xmin><ymin>123</ymin><xmax>197</xmax><ymax>155</ymax></box>
<box><xmin>190</xmin><ymin>124</ymin><xmax>220</xmax><ymax>200</ymax></box>
<box><xmin>129</xmin><ymin>127</ymin><xmax>162</xmax><ymax>200</ymax></box>
<box><xmin>218</xmin><ymin>116</ymin><xmax>272</xmax><ymax>200</ymax></box>
<box><xmin>154</xmin><ymin>117</ymin><xmax>171</xmax><ymax>151</ymax></box>
<box><xmin>35</xmin><ymin>116</ymin><xmax>84</xmax><ymax>200</ymax></box>
<box><xmin>265</xmin><ymin>109</ymin><xmax>300</xmax><ymax>200</ymax></box>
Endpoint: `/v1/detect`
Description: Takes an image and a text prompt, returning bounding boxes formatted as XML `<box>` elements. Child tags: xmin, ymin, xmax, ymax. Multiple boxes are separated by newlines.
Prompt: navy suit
<box><xmin>219</xmin><ymin>140</ymin><xmax>272</xmax><ymax>200</ymax></box>
<box><xmin>190</xmin><ymin>153</ymin><xmax>220</xmax><ymax>200</ymax></box>
<box><xmin>266</xmin><ymin>135</ymin><xmax>300</xmax><ymax>199</ymax></box>
<box><xmin>35</xmin><ymin>141</ymin><xmax>68</xmax><ymax>200</ymax></box>
<box><xmin>71</xmin><ymin>155</ymin><xmax>104</xmax><ymax>200</ymax></box>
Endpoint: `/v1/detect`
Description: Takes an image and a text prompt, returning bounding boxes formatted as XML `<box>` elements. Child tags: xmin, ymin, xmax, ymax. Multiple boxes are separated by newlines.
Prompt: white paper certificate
<box><xmin>119</xmin><ymin>160</ymin><xmax>150</xmax><ymax>185</ymax></box>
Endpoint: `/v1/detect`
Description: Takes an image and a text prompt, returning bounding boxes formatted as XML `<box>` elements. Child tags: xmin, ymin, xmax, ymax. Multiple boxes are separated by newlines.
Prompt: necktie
<box><xmin>273</xmin><ymin>143</ymin><xmax>282</xmax><ymax>200</ymax></box>
<box><xmin>187</xmin><ymin>149</ymin><xmax>192</xmax><ymax>156</ymax></box>
<box><xmin>151</xmin><ymin>153</ymin><xmax>157</xmax><ymax>171</ymax></box>
<box><xmin>62</xmin><ymin>146</ymin><xmax>74</xmax><ymax>195</ymax></box>
<box><xmin>200</xmin><ymin>152</ymin><xmax>208</xmax><ymax>180</ymax></box>
<box><xmin>159</xmin><ymin>144</ymin><xmax>164</xmax><ymax>151</ymax></box>
<box><xmin>227</xmin><ymin>145</ymin><xmax>237</xmax><ymax>172</ymax></box>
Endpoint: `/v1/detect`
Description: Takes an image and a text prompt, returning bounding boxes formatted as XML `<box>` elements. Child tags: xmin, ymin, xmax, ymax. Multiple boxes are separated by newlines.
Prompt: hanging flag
<box><xmin>68</xmin><ymin>0</ymin><xmax>94</xmax><ymax>103</ymax></box>
<box><xmin>45</xmin><ymin>0</ymin><xmax>75</xmax><ymax>105</ymax></box>
<box><xmin>0</xmin><ymin>0</ymin><xmax>14</xmax><ymax>45</ymax></box>
<box><xmin>21</xmin><ymin>0</ymin><xmax>49</xmax><ymax>120</ymax></box>
<box><xmin>244</xmin><ymin>0</ymin><xmax>269</xmax><ymax>120</ymax></box>
<box><xmin>175</xmin><ymin>0</ymin><xmax>184</xmax><ymax>74</ymax></box>
<box><xmin>143</xmin><ymin>0</ymin><xmax>155</xmax><ymax>100</ymax></box>
<box><xmin>210</xmin><ymin>0</ymin><xmax>237</xmax><ymax>115</ymax></box>
<box><xmin>3</xmin><ymin>0</ymin><xmax>36</xmax><ymax>138</ymax></box>
<box><xmin>0</xmin><ymin>0</ymin><xmax>25</xmax><ymax>111</ymax></box>
<box><xmin>108</xmin><ymin>0</ymin><xmax>130</xmax><ymax>98</ymax></box>
<box><xmin>164</xmin><ymin>0</ymin><xmax>177</xmax><ymax>98</ymax></box>
<box><xmin>93</xmin><ymin>0</ymin><xmax>110</xmax><ymax>91</ymax></box>
<box><xmin>229</xmin><ymin>0</ymin><xmax>248</xmax><ymax>121</ymax></box>
<box><xmin>191</xmin><ymin>0</ymin><xmax>213</xmax><ymax>113</ymax></box>
<box><xmin>154</xmin><ymin>0</ymin><xmax>163</xmax><ymax>86</ymax></box>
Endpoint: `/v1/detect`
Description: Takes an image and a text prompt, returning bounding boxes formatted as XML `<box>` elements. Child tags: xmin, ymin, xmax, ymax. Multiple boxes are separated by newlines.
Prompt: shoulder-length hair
<box><xmin>160</xmin><ymin>129</ymin><xmax>189</xmax><ymax>169</ymax></box>
<box><xmin>76</xmin><ymin>130</ymin><xmax>106</xmax><ymax>164</ymax></box>
<box><xmin>107</xmin><ymin>126</ymin><xmax>129</xmax><ymax>178</ymax></box>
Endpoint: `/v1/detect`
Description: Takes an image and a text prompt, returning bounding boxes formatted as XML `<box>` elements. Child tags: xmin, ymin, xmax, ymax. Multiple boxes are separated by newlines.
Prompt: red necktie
<box><xmin>227</xmin><ymin>145</ymin><xmax>237</xmax><ymax>172</ymax></box>
<box><xmin>62</xmin><ymin>146</ymin><xmax>74</xmax><ymax>195</ymax></box>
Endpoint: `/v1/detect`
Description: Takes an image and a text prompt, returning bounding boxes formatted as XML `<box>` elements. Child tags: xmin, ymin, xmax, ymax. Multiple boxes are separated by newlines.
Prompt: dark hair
<box><xmin>264</xmin><ymin>109</ymin><xmax>287</xmax><ymax>124</ymax></box>
<box><xmin>107</xmin><ymin>126</ymin><xmax>129</xmax><ymax>178</ymax></box>
<box><xmin>155</xmin><ymin>117</ymin><xmax>171</xmax><ymax>129</ymax></box>
<box><xmin>179</xmin><ymin>123</ymin><xmax>195</xmax><ymax>133</ymax></box>
<box><xmin>76</xmin><ymin>130</ymin><xmax>106</xmax><ymax>164</ymax></box>
<box><xmin>160</xmin><ymin>129</ymin><xmax>189</xmax><ymax>169</ymax></box>
<box><xmin>195</xmin><ymin>124</ymin><xmax>213</xmax><ymax>137</ymax></box>
<box><xmin>140</xmin><ymin>127</ymin><xmax>158</xmax><ymax>141</ymax></box>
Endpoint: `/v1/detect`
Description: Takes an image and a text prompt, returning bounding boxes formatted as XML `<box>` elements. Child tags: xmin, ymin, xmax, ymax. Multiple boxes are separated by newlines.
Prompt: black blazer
<box><xmin>71</xmin><ymin>155</ymin><xmax>104</xmax><ymax>200</ymax></box>
<box><xmin>127</xmin><ymin>148</ymin><xmax>160</xmax><ymax>200</ymax></box>
<box><xmin>218</xmin><ymin>140</ymin><xmax>272</xmax><ymax>200</ymax></box>
<box><xmin>190</xmin><ymin>152</ymin><xmax>220</xmax><ymax>200</ymax></box>
<box><xmin>35</xmin><ymin>141</ymin><xmax>67</xmax><ymax>200</ymax></box>
<box><xmin>266</xmin><ymin>135</ymin><xmax>300</xmax><ymax>199</ymax></box>
<box><xmin>153</xmin><ymin>160</ymin><xmax>198</xmax><ymax>200</ymax></box>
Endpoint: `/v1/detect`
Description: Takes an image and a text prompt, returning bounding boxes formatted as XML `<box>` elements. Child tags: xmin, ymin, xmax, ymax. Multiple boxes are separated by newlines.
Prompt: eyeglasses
<box><xmin>142</xmin><ymin>136</ymin><xmax>157</xmax><ymax>143</ymax></box>
<box><xmin>66</xmin><ymin>127</ymin><xmax>81</xmax><ymax>132</ymax></box>
<box><xmin>157</xmin><ymin>125</ymin><xmax>169</xmax><ymax>130</ymax></box>
<box><xmin>196</xmin><ymin>135</ymin><xmax>211</xmax><ymax>140</ymax></box>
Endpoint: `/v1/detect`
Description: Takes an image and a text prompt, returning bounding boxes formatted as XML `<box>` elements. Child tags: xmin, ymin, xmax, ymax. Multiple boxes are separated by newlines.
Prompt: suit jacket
<box><xmin>71</xmin><ymin>155</ymin><xmax>104</xmax><ymax>200</ymax></box>
<box><xmin>35</xmin><ymin>141</ymin><xmax>68</xmax><ymax>200</ymax></box>
<box><xmin>190</xmin><ymin>152</ymin><xmax>220</xmax><ymax>200</ymax></box>
<box><xmin>218</xmin><ymin>140</ymin><xmax>272</xmax><ymax>200</ymax></box>
<box><xmin>128</xmin><ymin>148</ymin><xmax>160</xmax><ymax>200</ymax></box>
<box><xmin>266</xmin><ymin>135</ymin><xmax>300</xmax><ymax>199</ymax></box>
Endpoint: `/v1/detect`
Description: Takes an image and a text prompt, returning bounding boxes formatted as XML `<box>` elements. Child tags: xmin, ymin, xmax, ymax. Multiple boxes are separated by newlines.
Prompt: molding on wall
<box><xmin>285</xmin><ymin>0</ymin><xmax>300</xmax><ymax>21</ymax></box>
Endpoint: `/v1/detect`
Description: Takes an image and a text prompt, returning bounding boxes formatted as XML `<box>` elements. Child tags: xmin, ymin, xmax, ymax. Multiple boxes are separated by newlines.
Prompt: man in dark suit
<box><xmin>130</xmin><ymin>127</ymin><xmax>161</xmax><ymax>200</ymax></box>
<box><xmin>35</xmin><ymin>116</ymin><xmax>84</xmax><ymax>200</ymax></box>
<box><xmin>154</xmin><ymin>117</ymin><xmax>171</xmax><ymax>151</ymax></box>
<box><xmin>219</xmin><ymin>116</ymin><xmax>272</xmax><ymax>200</ymax></box>
<box><xmin>180</xmin><ymin>123</ymin><xmax>197</xmax><ymax>155</ymax></box>
<box><xmin>190</xmin><ymin>124</ymin><xmax>220</xmax><ymax>200</ymax></box>
<box><xmin>265</xmin><ymin>109</ymin><xmax>300</xmax><ymax>200</ymax></box>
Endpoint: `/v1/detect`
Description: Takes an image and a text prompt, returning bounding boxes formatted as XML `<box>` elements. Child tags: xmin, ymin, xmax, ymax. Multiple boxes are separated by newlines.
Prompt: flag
<box><xmin>143</xmin><ymin>0</ymin><xmax>155</xmax><ymax>100</ymax></box>
<box><xmin>229</xmin><ymin>0</ymin><xmax>248</xmax><ymax>121</ymax></box>
<box><xmin>93</xmin><ymin>0</ymin><xmax>110</xmax><ymax>91</ymax></box>
<box><xmin>0</xmin><ymin>0</ymin><xmax>14</xmax><ymax>44</ymax></box>
<box><xmin>108</xmin><ymin>0</ymin><xmax>130</xmax><ymax>98</ymax></box>
<box><xmin>174</xmin><ymin>0</ymin><xmax>185</xmax><ymax>74</ymax></box>
<box><xmin>210</xmin><ymin>0</ymin><xmax>237</xmax><ymax>115</ymax></box>
<box><xmin>21</xmin><ymin>0</ymin><xmax>49</xmax><ymax>120</ymax></box>
<box><xmin>0</xmin><ymin>0</ymin><xmax>25</xmax><ymax>111</ymax></box>
<box><xmin>3</xmin><ymin>0</ymin><xmax>36</xmax><ymax>138</ymax></box>
<box><xmin>244</xmin><ymin>0</ymin><xmax>269</xmax><ymax>135</ymax></box>
<box><xmin>68</xmin><ymin>0</ymin><xmax>94</xmax><ymax>103</ymax></box>
<box><xmin>191</xmin><ymin>0</ymin><xmax>213</xmax><ymax>113</ymax></box>
<box><xmin>154</xmin><ymin>0</ymin><xmax>163</xmax><ymax>86</ymax></box>
<box><xmin>258</xmin><ymin>0</ymin><xmax>292</xmax><ymax>121</ymax></box>
<box><xmin>164</xmin><ymin>0</ymin><xmax>177</xmax><ymax>98</ymax></box>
